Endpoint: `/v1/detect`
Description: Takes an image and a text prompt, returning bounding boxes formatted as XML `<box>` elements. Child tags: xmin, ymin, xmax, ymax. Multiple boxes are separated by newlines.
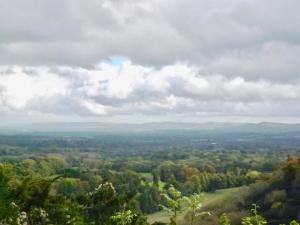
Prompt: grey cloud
<box><xmin>0</xmin><ymin>0</ymin><xmax>300</xmax><ymax>82</ymax></box>
<box><xmin>1</xmin><ymin>0</ymin><xmax>300</xmax><ymax>121</ymax></box>
<box><xmin>204</xmin><ymin>42</ymin><xmax>300</xmax><ymax>82</ymax></box>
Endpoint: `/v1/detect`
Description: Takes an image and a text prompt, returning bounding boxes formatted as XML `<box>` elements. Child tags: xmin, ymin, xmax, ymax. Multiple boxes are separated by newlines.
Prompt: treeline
<box><xmin>0</xmin><ymin>166</ymin><xmax>148</xmax><ymax>224</ymax></box>
<box><xmin>0</xmin><ymin>134</ymin><xmax>298</xmax><ymax>225</ymax></box>
<box><xmin>187</xmin><ymin>156</ymin><xmax>300</xmax><ymax>225</ymax></box>
<box><xmin>1</xmin><ymin>132</ymin><xmax>300</xmax><ymax>158</ymax></box>
<box><xmin>0</xmin><ymin>149</ymin><xmax>275</xmax><ymax>216</ymax></box>
<box><xmin>1</xmin><ymin>161</ymin><xmax>300</xmax><ymax>225</ymax></box>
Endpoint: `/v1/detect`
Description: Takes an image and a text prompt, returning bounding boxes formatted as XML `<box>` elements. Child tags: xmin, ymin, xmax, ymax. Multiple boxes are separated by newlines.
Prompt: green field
<box><xmin>146</xmin><ymin>187</ymin><xmax>243</xmax><ymax>224</ymax></box>
<box><xmin>202</xmin><ymin>186</ymin><xmax>244</xmax><ymax>209</ymax></box>
<box><xmin>139</xmin><ymin>172</ymin><xmax>153</xmax><ymax>179</ymax></box>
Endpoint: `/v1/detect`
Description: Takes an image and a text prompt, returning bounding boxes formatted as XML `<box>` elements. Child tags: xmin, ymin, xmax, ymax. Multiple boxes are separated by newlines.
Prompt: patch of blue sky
<box><xmin>108</xmin><ymin>56</ymin><xmax>126</xmax><ymax>68</ymax></box>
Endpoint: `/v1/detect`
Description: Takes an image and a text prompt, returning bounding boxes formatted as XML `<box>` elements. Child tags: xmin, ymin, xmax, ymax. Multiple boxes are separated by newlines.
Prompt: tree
<box><xmin>242</xmin><ymin>204</ymin><xmax>267</xmax><ymax>225</ymax></box>
<box><xmin>183</xmin><ymin>193</ymin><xmax>207</xmax><ymax>225</ymax></box>
<box><xmin>14</xmin><ymin>176</ymin><xmax>62</xmax><ymax>212</ymax></box>
<box><xmin>152</xmin><ymin>169</ymin><xmax>160</xmax><ymax>187</ymax></box>
<box><xmin>161</xmin><ymin>186</ymin><xmax>182</xmax><ymax>224</ymax></box>
<box><xmin>138</xmin><ymin>184</ymin><xmax>160</xmax><ymax>213</ymax></box>
<box><xmin>0</xmin><ymin>164</ymin><xmax>15</xmax><ymax>221</ymax></box>
<box><xmin>86</xmin><ymin>182</ymin><xmax>121</xmax><ymax>225</ymax></box>
<box><xmin>111</xmin><ymin>210</ymin><xmax>136</xmax><ymax>225</ymax></box>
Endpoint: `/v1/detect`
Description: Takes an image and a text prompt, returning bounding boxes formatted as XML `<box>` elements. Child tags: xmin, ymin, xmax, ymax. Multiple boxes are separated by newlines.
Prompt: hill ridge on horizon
<box><xmin>1</xmin><ymin>121</ymin><xmax>300</xmax><ymax>134</ymax></box>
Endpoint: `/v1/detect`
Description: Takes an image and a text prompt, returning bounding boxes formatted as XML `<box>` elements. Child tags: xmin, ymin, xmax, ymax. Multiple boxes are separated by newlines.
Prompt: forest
<box><xmin>0</xmin><ymin>124</ymin><xmax>300</xmax><ymax>225</ymax></box>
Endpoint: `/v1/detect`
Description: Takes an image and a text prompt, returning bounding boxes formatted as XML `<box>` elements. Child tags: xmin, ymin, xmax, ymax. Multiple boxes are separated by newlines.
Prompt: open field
<box><xmin>146</xmin><ymin>187</ymin><xmax>243</xmax><ymax>224</ymax></box>
<box><xmin>202</xmin><ymin>186</ymin><xmax>244</xmax><ymax>209</ymax></box>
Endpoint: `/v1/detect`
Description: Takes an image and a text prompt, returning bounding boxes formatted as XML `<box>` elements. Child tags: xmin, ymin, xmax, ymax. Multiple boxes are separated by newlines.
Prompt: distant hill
<box><xmin>1</xmin><ymin>122</ymin><xmax>300</xmax><ymax>134</ymax></box>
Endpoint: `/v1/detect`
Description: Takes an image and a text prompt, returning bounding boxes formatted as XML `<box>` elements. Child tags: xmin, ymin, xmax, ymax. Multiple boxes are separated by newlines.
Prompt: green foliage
<box><xmin>183</xmin><ymin>193</ymin><xmax>207</xmax><ymax>225</ymax></box>
<box><xmin>85</xmin><ymin>182</ymin><xmax>121</xmax><ymax>225</ymax></box>
<box><xmin>290</xmin><ymin>220</ymin><xmax>300</xmax><ymax>225</ymax></box>
<box><xmin>111</xmin><ymin>210</ymin><xmax>136</xmax><ymax>225</ymax></box>
<box><xmin>138</xmin><ymin>184</ymin><xmax>161</xmax><ymax>213</ymax></box>
<box><xmin>0</xmin><ymin>164</ymin><xmax>15</xmax><ymax>219</ymax></box>
<box><xmin>241</xmin><ymin>204</ymin><xmax>267</xmax><ymax>225</ymax></box>
<box><xmin>161</xmin><ymin>186</ymin><xmax>182</xmax><ymax>224</ymax></box>
<box><xmin>45</xmin><ymin>195</ymin><xmax>84</xmax><ymax>225</ymax></box>
<box><xmin>14</xmin><ymin>176</ymin><xmax>61</xmax><ymax>211</ymax></box>
<box><xmin>2</xmin><ymin>134</ymin><xmax>300</xmax><ymax>225</ymax></box>
<box><xmin>219</xmin><ymin>213</ymin><xmax>231</xmax><ymax>225</ymax></box>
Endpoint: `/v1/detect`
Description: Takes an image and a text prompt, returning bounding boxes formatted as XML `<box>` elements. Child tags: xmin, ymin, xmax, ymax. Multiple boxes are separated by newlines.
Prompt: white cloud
<box><xmin>1</xmin><ymin>61</ymin><xmax>300</xmax><ymax>120</ymax></box>
<box><xmin>1</xmin><ymin>0</ymin><xmax>300</xmax><ymax>122</ymax></box>
<box><xmin>0</xmin><ymin>66</ymin><xmax>68</xmax><ymax>110</ymax></box>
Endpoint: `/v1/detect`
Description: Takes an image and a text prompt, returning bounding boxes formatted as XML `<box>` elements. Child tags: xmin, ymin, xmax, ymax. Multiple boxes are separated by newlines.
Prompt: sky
<box><xmin>1</xmin><ymin>0</ymin><xmax>300</xmax><ymax>124</ymax></box>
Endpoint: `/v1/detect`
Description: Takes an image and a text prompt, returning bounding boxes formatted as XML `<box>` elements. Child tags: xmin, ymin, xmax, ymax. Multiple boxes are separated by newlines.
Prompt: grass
<box><xmin>139</xmin><ymin>172</ymin><xmax>153</xmax><ymax>178</ymax></box>
<box><xmin>146</xmin><ymin>186</ymin><xmax>243</xmax><ymax>224</ymax></box>
<box><xmin>201</xmin><ymin>187</ymin><xmax>243</xmax><ymax>209</ymax></box>
<box><xmin>147</xmin><ymin>207</ymin><xmax>186</xmax><ymax>224</ymax></box>
<box><xmin>139</xmin><ymin>172</ymin><xmax>153</xmax><ymax>182</ymax></box>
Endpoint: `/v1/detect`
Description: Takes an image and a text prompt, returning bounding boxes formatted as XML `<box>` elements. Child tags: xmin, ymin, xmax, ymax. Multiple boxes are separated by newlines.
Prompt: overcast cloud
<box><xmin>0</xmin><ymin>0</ymin><xmax>300</xmax><ymax>122</ymax></box>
